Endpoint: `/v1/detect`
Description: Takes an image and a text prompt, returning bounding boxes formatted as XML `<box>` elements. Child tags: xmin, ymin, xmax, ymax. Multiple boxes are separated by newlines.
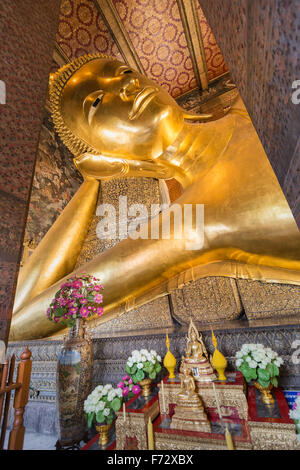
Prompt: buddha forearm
<box><xmin>13</xmin><ymin>179</ymin><xmax>99</xmax><ymax>313</ymax></box>
<box><xmin>74</xmin><ymin>152</ymin><xmax>175</xmax><ymax>180</ymax></box>
<box><xmin>9</xmin><ymin>184</ymin><xmax>300</xmax><ymax>341</ymax></box>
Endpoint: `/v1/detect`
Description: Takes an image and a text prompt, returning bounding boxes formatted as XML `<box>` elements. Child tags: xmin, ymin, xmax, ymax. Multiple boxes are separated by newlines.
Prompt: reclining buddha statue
<box><xmin>9</xmin><ymin>54</ymin><xmax>300</xmax><ymax>341</ymax></box>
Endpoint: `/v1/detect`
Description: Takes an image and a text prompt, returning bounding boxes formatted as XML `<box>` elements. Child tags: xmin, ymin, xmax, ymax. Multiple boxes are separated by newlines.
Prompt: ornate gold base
<box><xmin>184</xmin><ymin>358</ymin><xmax>216</xmax><ymax>383</ymax></box>
<box><xmin>140</xmin><ymin>378</ymin><xmax>152</xmax><ymax>397</ymax></box>
<box><xmin>96</xmin><ymin>423</ymin><xmax>112</xmax><ymax>446</ymax></box>
<box><xmin>254</xmin><ymin>382</ymin><xmax>274</xmax><ymax>405</ymax></box>
<box><xmin>171</xmin><ymin>405</ymin><xmax>211</xmax><ymax>433</ymax></box>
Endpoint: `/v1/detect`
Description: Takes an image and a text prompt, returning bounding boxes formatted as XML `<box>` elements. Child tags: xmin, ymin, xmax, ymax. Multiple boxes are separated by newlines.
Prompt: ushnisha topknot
<box><xmin>49</xmin><ymin>53</ymin><xmax>113</xmax><ymax>156</ymax></box>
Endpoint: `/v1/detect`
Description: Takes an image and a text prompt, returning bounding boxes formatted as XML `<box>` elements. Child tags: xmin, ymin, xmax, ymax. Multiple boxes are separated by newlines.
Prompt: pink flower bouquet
<box><xmin>46</xmin><ymin>273</ymin><xmax>104</xmax><ymax>327</ymax></box>
<box><xmin>117</xmin><ymin>375</ymin><xmax>141</xmax><ymax>401</ymax></box>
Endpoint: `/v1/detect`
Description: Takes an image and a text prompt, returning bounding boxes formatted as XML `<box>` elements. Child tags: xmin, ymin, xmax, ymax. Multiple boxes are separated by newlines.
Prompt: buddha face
<box><xmin>60</xmin><ymin>58</ymin><xmax>184</xmax><ymax>160</ymax></box>
<box><xmin>190</xmin><ymin>329</ymin><xmax>197</xmax><ymax>341</ymax></box>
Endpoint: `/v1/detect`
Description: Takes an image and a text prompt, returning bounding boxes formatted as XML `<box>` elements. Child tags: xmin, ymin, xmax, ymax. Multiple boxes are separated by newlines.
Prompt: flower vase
<box><xmin>139</xmin><ymin>378</ymin><xmax>152</xmax><ymax>397</ymax></box>
<box><xmin>96</xmin><ymin>423</ymin><xmax>113</xmax><ymax>446</ymax></box>
<box><xmin>56</xmin><ymin>318</ymin><xmax>93</xmax><ymax>446</ymax></box>
<box><xmin>254</xmin><ymin>381</ymin><xmax>274</xmax><ymax>405</ymax></box>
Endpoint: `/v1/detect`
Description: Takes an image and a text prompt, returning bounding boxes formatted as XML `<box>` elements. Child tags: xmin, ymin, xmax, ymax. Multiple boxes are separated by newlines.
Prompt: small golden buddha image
<box><xmin>186</xmin><ymin>323</ymin><xmax>208</xmax><ymax>360</ymax></box>
<box><xmin>9</xmin><ymin>54</ymin><xmax>300</xmax><ymax>341</ymax></box>
<box><xmin>179</xmin><ymin>362</ymin><xmax>202</xmax><ymax>400</ymax></box>
<box><xmin>182</xmin><ymin>320</ymin><xmax>216</xmax><ymax>383</ymax></box>
<box><xmin>171</xmin><ymin>362</ymin><xmax>211</xmax><ymax>432</ymax></box>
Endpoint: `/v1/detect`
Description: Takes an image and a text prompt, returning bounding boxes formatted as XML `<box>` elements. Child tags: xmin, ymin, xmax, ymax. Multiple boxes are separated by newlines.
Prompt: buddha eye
<box><xmin>92</xmin><ymin>94</ymin><xmax>104</xmax><ymax>107</ymax></box>
<box><xmin>88</xmin><ymin>93</ymin><xmax>104</xmax><ymax>124</ymax></box>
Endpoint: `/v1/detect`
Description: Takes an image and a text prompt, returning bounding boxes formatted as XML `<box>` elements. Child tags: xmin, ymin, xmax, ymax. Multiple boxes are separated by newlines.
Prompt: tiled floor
<box><xmin>4</xmin><ymin>432</ymin><xmax>58</xmax><ymax>450</ymax></box>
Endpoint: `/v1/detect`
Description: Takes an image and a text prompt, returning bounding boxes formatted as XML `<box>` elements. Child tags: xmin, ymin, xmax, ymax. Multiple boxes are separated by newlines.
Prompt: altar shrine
<box><xmin>81</xmin><ymin>371</ymin><xmax>299</xmax><ymax>451</ymax></box>
<box><xmin>81</xmin><ymin>321</ymin><xmax>300</xmax><ymax>451</ymax></box>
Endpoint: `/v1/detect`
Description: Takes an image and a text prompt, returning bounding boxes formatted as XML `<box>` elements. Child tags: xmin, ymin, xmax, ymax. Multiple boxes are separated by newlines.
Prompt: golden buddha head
<box><xmin>49</xmin><ymin>54</ymin><xmax>184</xmax><ymax>161</ymax></box>
<box><xmin>190</xmin><ymin>329</ymin><xmax>197</xmax><ymax>342</ymax></box>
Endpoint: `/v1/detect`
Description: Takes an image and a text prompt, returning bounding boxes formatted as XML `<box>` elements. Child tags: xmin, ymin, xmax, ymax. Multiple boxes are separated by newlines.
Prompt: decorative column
<box><xmin>0</xmin><ymin>0</ymin><xmax>62</xmax><ymax>344</ymax></box>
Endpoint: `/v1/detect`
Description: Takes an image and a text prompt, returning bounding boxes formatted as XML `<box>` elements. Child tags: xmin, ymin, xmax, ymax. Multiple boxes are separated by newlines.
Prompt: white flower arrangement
<box><xmin>126</xmin><ymin>349</ymin><xmax>162</xmax><ymax>383</ymax></box>
<box><xmin>235</xmin><ymin>343</ymin><xmax>283</xmax><ymax>388</ymax></box>
<box><xmin>84</xmin><ymin>383</ymin><xmax>123</xmax><ymax>427</ymax></box>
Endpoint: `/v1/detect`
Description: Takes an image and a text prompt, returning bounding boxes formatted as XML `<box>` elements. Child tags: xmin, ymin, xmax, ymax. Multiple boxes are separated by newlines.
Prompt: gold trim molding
<box><xmin>176</xmin><ymin>0</ymin><xmax>208</xmax><ymax>90</ymax></box>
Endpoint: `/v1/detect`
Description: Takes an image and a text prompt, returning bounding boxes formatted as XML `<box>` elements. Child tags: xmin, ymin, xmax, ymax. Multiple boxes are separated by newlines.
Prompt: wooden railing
<box><xmin>0</xmin><ymin>346</ymin><xmax>32</xmax><ymax>450</ymax></box>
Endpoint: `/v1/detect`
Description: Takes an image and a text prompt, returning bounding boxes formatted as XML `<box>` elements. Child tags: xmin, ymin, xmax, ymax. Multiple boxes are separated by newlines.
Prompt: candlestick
<box><xmin>123</xmin><ymin>402</ymin><xmax>126</xmax><ymax>422</ymax></box>
<box><xmin>212</xmin><ymin>381</ymin><xmax>223</xmax><ymax>420</ymax></box>
<box><xmin>225</xmin><ymin>424</ymin><xmax>234</xmax><ymax>450</ymax></box>
<box><xmin>161</xmin><ymin>380</ymin><xmax>167</xmax><ymax>414</ymax></box>
<box><xmin>212</xmin><ymin>381</ymin><xmax>234</xmax><ymax>450</ymax></box>
<box><xmin>147</xmin><ymin>417</ymin><xmax>154</xmax><ymax>450</ymax></box>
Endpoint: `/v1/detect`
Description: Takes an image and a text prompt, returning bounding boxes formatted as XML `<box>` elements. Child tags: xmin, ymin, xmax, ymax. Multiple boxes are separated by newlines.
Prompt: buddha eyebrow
<box><xmin>116</xmin><ymin>65</ymin><xmax>133</xmax><ymax>76</ymax></box>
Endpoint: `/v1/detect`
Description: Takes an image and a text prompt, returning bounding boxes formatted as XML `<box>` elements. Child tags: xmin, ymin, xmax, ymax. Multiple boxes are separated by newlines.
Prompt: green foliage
<box><xmin>149</xmin><ymin>370</ymin><xmax>156</xmax><ymax>380</ymax></box>
<box><xmin>87</xmin><ymin>412</ymin><xmax>94</xmax><ymax>428</ymax></box>
<box><xmin>136</xmin><ymin>369</ymin><xmax>145</xmax><ymax>381</ymax></box>
<box><xmin>238</xmin><ymin>357</ymin><xmax>280</xmax><ymax>388</ymax></box>
<box><xmin>111</xmin><ymin>397</ymin><xmax>122</xmax><ymax>413</ymax></box>
<box><xmin>96</xmin><ymin>411</ymin><xmax>104</xmax><ymax>424</ymax></box>
<box><xmin>258</xmin><ymin>379</ymin><xmax>270</xmax><ymax>388</ymax></box>
<box><xmin>106</xmin><ymin>414</ymin><xmax>114</xmax><ymax>425</ymax></box>
<box><xmin>143</xmin><ymin>361</ymin><xmax>154</xmax><ymax>374</ymax></box>
<box><xmin>238</xmin><ymin>361</ymin><xmax>257</xmax><ymax>383</ymax></box>
<box><xmin>257</xmin><ymin>368</ymin><xmax>270</xmax><ymax>382</ymax></box>
<box><xmin>271</xmin><ymin>376</ymin><xmax>278</xmax><ymax>387</ymax></box>
<box><xmin>55</xmin><ymin>307</ymin><xmax>64</xmax><ymax>317</ymax></box>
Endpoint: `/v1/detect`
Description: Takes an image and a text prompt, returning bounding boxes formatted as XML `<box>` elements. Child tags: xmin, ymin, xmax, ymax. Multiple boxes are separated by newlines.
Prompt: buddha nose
<box><xmin>120</xmin><ymin>77</ymin><xmax>140</xmax><ymax>102</ymax></box>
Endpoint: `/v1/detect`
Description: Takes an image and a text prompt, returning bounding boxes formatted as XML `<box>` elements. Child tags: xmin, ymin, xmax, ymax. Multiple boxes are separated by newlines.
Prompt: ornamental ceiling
<box><xmin>53</xmin><ymin>0</ymin><xmax>228</xmax><ymax>98</ymax></box>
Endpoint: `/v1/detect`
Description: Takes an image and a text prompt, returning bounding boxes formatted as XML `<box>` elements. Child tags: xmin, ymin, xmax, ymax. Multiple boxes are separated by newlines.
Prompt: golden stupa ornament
<box><xmin>211</xmin><ymin>329</ymin><xmax>227</xmax><ymax>381</ymax></box>
<box><xmin>163</xmin><ymin>333</ymin><xmax>176</xmax><ymax>379</ymax></box>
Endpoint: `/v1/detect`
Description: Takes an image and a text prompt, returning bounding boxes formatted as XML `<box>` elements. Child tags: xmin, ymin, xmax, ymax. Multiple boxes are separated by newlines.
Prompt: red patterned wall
<box><xmin>197</xmin><ymin>4</ymin><xmax>228</xmax><ymax>81</ymax></box>
<box><xmin>112</xmin><ymin>0</ymin><xmax>197</xmax><ymax>97</ymax></box>
<box><xmin>57</xmin><ymin>0</ymin><xmax>122</xmax><ymax>60</ymax></box>
<box><xmin>55</xmin><ymin>1</ymin><xmax>228</xmax><ymax>97</ymax></box>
